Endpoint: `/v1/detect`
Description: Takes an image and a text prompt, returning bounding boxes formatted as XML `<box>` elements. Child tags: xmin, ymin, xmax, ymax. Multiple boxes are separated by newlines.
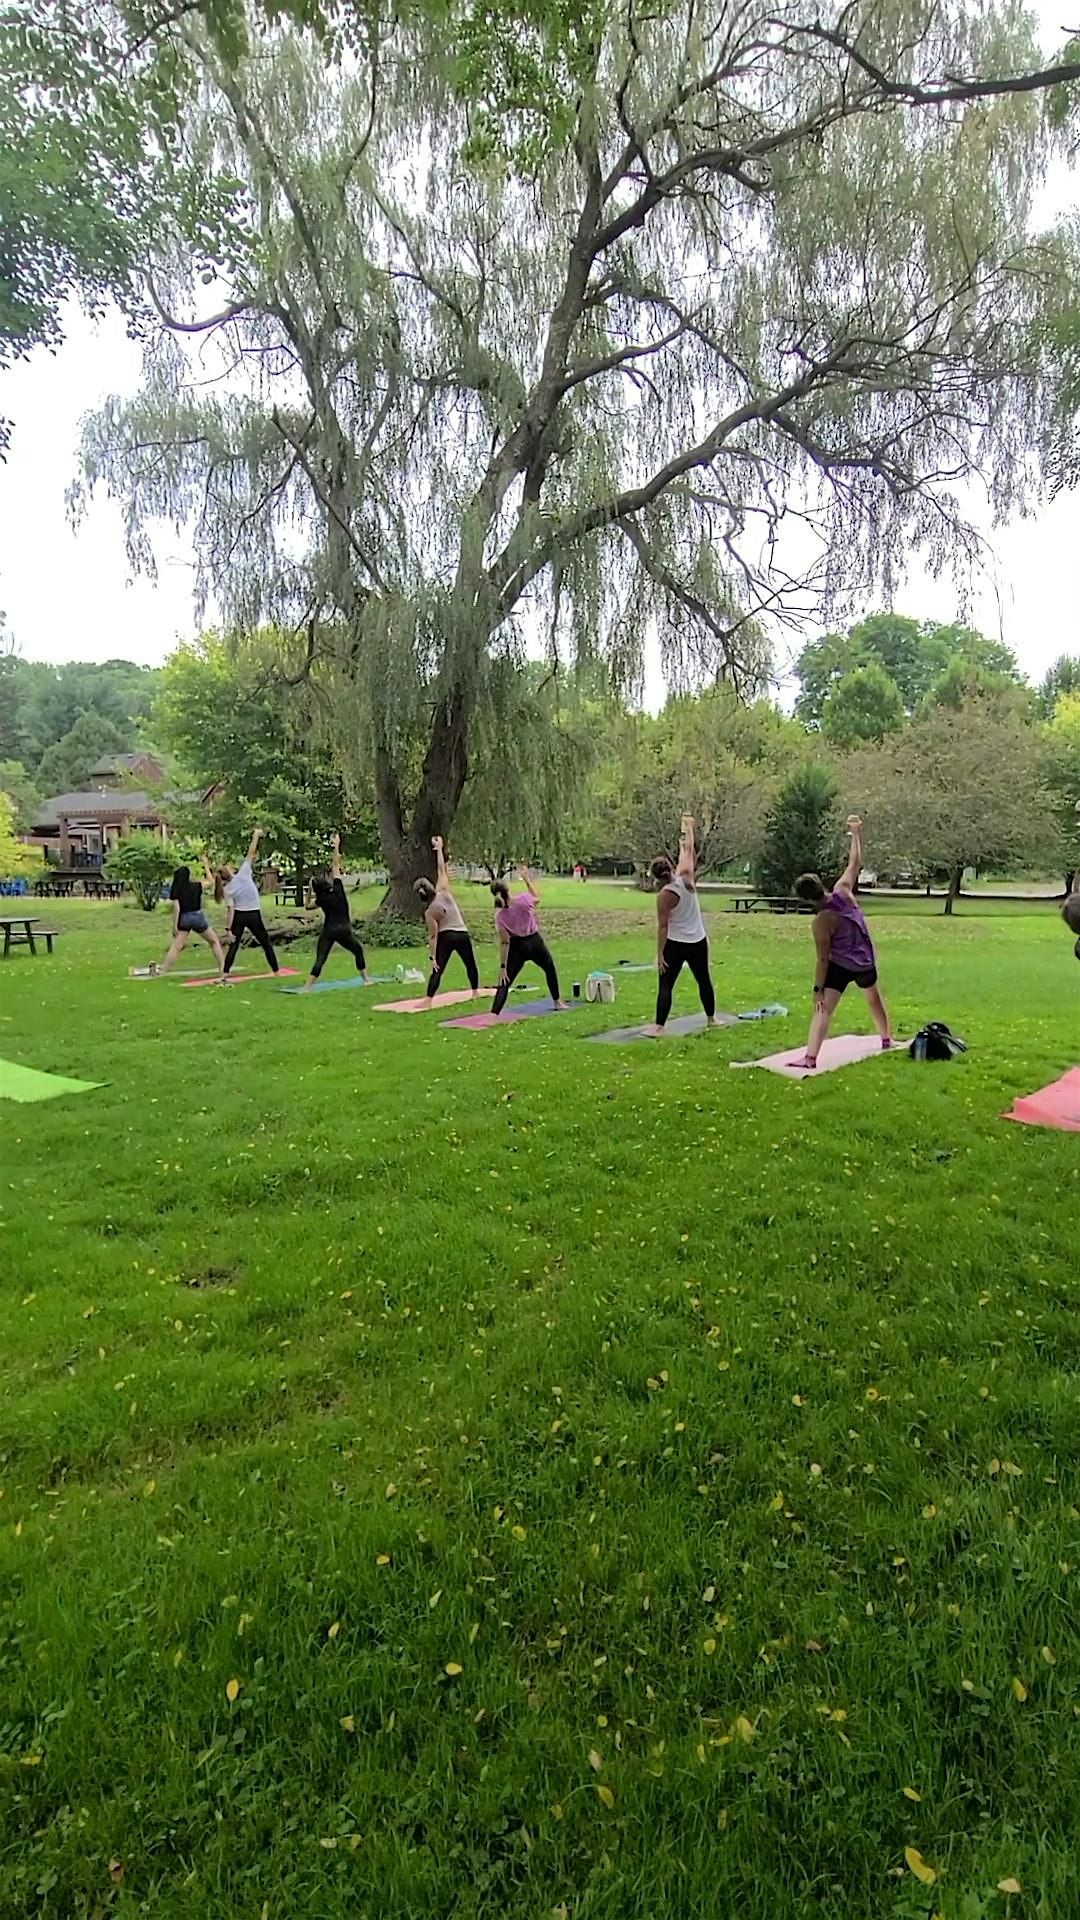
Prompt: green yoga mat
<box><xmin>0</xmin><ymin>1058</ymin><xmax>103</xmax><ymax>1103</ymax></box>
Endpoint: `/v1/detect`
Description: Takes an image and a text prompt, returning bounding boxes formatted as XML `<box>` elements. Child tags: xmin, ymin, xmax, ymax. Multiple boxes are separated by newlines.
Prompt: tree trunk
<box><xmin>943</xmin><ymin>863</ymin><xmax>963</xmax><ymax>916</ymax></box>
<box><xmin>1065</xmin><ymin>869</ymin><xmax>1076</xmax><ymax>897</ymax></box>
<box><xmin>293</xmin><ymin>841</ymin><xmax>304</xmax><ymax>907</ymax></box>
<box><xmin>375</xmin><ymin>688</ymin><xmax>474</xmax><ymax>919</ymax></box>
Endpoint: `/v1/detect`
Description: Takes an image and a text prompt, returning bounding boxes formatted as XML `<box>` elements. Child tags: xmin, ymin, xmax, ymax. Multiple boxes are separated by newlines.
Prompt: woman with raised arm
<box><xmin>414</xmin><ymin>836</ymin><xmax>481</xmax><ymax>1005</ymax></box>
<box><xmin>303</xmin><ymin>832</ymin><xmax>367</xmax><ymax>990</ymax></box>
<box><xmin>490</xmin><ymin>864</ymin><xmax>566</xmax><ymax>1015</ymax></box>
<box><xmin>645</xmin><ymin>814</ymin><xmax>721</xmax><ymax>1036</ymax></box>
<box><xmin>792</xmin><ymin>815</ymin><xmax>893</xmax><ymax>1069</ymax></box>
<box><xmin>151</xmin><ymin>859</ymin><xmax>225</xmax><ymax>977</ymax></box>
<box><xmin>215</xmin><ymin>826</ymin><xmax>281</xmax><ymax>978</ymax></box>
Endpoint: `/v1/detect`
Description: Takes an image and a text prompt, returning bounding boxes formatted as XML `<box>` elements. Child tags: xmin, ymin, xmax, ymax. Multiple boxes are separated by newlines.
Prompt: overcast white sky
<box><xmin>0</xmin><ymin>2</ymin><xmax>1077</xmax><ymax>703</ymax></box>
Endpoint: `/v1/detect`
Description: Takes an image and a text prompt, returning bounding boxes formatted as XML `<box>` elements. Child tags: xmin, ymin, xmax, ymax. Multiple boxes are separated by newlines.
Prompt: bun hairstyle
<box><xmin>794</xmin><ymin>872</ymin><xmax>828</xmax><ymax>904</ymax></box>
<box><xmin>414</xmin><ymin>876</ymin><xmax>436</xmax><ymax>904</ymax></box>
<box><xmin>491</xmin><ymin>881</ymin><xmax>510</xmax><ymax>909</ymax></box>
<box><xmin>649</xmin><ymin>855</ymin><xmax>674</xmax><ymax>885</ymax></box>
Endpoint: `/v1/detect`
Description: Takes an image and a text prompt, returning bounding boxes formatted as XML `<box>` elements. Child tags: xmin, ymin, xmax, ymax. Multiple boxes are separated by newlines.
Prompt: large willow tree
<box><xmin>76</xmin><ymin>1</ymin><xmax>1079</xmax><ymax>911</ymax></box>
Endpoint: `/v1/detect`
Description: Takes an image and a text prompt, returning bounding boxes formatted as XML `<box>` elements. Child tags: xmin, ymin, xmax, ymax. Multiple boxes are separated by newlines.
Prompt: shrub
<box><xmin>753</xmin><ymin>765</ymin><xmax>842</xmax><ymax>895</ymax></box>
<box><xmin>360</xmin><ymin>910</ymin><xmax>429</xmax><ymax>949</ymax></box>
<box><xmin>104</xmin><ymin>833</ymin><xmax>176</xmax><ymax>911</ymax></box>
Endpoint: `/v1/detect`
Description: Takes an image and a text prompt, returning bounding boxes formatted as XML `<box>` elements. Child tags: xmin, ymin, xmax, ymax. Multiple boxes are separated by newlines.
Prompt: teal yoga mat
<box><xmin>0</xmin><ymin>1058</ymin><xmax>103</xmax><ymax>1103</ymax></box>
<box><xmin>279</xmin><ymin>974</ymin><xmax>395</xmax><ymax>995</ymax></box>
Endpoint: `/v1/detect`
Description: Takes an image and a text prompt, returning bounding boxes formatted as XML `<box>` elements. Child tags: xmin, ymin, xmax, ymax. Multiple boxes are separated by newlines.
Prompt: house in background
<box><xmin>25</xmin><ymin>751</ymin><xmax>173</xmax><ymax>869</ymax></box>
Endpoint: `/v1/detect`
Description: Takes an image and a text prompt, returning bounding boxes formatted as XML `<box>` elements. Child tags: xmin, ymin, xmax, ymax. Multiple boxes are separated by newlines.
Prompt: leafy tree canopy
<box><xmin>821</xmin><ymin>663</ymin><xmax>906</xmax><ymax>747</ymax></box>
<box><xmin>796</xmin><ymin>613</ymin><xmax>1023</xmax><ymax>722</ymax></box>
<box><xmin>73</xmin><ymin>3</ymin><xmax>1080</xmax><ymax>914</ymax></box>
<box><xmin>35</xmin><ymin>710</ymin><xmax>128</xmax><ymax>795</ymax></box>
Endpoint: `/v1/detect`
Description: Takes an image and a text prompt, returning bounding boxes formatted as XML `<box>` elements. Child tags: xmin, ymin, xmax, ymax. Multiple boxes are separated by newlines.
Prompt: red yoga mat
<box><xmin>1002</xmin><ymin>1067</ymin><xmax>1080</xmax><ymax>1132</ymax></box>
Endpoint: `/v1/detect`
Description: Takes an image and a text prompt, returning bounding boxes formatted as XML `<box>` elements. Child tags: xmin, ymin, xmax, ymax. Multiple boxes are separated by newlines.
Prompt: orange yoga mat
<box><xmin>1002</xmin><ymin>1066</ymin><xmax>1080</xmax><ymax>1132</ymax></box>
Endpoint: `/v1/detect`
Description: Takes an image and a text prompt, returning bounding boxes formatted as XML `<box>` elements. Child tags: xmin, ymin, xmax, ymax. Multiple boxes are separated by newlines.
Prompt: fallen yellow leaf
<box><xmin>904</xmin><ymin>1846</ymin><xmax>937</xmax><ymax>1887</ymax></box>
<box><xmin>1012</xmin><ymin>1676</ymin><xmax>1028</xmax><ymax>1702</ymax></box>
<box><xmin>734</xmin><ymin>1715</ymin><xmax>755</xmax><ymax>1743</ymax></box>
<box><xmin>703</xmin><ymin>1638</ymin><xmax>717</xmax><ymax>1655</ymax></box>
<box><xmin>997</xmin><ymin>1878</ymin><xmax>1022</xmax><ymax>1896</ymax></box>
<box><xmin>511</xmin><ymin>1525</ymin><xmax>527</xmax><ymax>1541</ymax></box>
<box><xmin>327</xmin><ymin>1621</ymin><xmax>341</xmax><ymax>1641</ymax></box>
<box><xmin>376</xmin><ymin>1554</ymin><xmax>390</xmax><ymax>1567</ymax></box>
<box><xmin>902</xmin><ymin>1786</ymin><xmax>922</xmax><ymax>1802</ymax></box>
<box><xmin>1042</xmin><ymin>1645</ymin><xmax>1056</xmax><ymax>1665</ymax></box>
<box><xmin>445</xmin><ymin>1662</ymin><xmax>463</xmax><ymax>1677</ymax></box>
<box><xmin>588</xmin><ymin>1749</ymin><xmax>603</xmax><ymax>1773</ymax></box>
<box><xmin>596</xmin><ymin>1784</ymin><xmax>615</xmax><ymax>1809</ymax></box>
<box><xmin>340</xmin><ymin>1715</ymin><xmax>356</xmax><ymax>1733</ymax></box>
<box><xmin>225</xmin><ymin>1678</ymin><xmax>241</xmax><ymax>1703</ymax></box>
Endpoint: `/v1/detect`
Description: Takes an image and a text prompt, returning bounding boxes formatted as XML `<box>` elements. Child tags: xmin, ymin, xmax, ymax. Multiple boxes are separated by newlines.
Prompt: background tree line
<box><xmin>3</xmin><ymin>617</ymin><xmax>1076</xmax><ymax>916</ymax></box>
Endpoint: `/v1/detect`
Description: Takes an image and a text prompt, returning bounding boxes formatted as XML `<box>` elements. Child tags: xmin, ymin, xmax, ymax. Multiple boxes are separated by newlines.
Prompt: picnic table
<box><xmin>0</xmin><ymin>915</ymin><xmax>58</xmax><ymax>956</ymax></box>
<box><xmin>731</xmin><ymin>895</ymin><xmax>813</xmax><ymax>915</ymax></box>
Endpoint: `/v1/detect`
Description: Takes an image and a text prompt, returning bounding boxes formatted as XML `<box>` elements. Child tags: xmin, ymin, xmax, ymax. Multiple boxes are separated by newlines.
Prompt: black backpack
<box><xmin>909</xmin><ymin>1021</ymin><xmax>967</xmax><ymax>1062</ymax></box>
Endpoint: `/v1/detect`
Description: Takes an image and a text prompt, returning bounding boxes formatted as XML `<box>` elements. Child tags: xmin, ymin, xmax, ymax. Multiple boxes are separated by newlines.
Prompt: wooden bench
<box><xmin>4</xmin><ymin>925</ymin><xmax>59</xmax><ymax>955</ymax></box>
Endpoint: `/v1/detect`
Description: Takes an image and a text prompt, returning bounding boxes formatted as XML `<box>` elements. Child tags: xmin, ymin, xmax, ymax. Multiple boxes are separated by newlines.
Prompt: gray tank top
<box><xmin>665</xmin><ymin>874</ymin><xmax>705</xmax><ymax>943</ymax></box>
<box><xmin>431</xmin><ymin>888</ymin><xmax>466</xmax><ymax>933</ymax></box>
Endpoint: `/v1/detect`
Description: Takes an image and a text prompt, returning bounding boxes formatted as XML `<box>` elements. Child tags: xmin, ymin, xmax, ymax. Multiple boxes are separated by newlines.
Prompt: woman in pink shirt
<box><xmin>490</xmin><ymin>864</ymin><xmax>566</xmax><ymax>1016</ymax></box>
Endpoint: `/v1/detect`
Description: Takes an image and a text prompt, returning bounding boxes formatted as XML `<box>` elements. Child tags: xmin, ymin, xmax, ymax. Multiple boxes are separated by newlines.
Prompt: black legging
<box><xmin>427</xmin><ymin>928</ymin><xmax>479</xmax><ymax>998</ymax></box>
<box><xmin>224</xmin><ymin>909</ymin><xmax>280</xmax><ymax>975</ymax></box>
<box><xmin>491</xmin><ymin>931</ymin><xmax>560</xmax><ymax>1015</ymax></box>
<box><xmin>311</xmin><ymin>924</ymin><xmax>366</xmax><ymax>979</ymax></box>
<box><xmin>655</xmin><ymin>936</ymin><xmax>714</xmax><ymax>1026</ymax></box>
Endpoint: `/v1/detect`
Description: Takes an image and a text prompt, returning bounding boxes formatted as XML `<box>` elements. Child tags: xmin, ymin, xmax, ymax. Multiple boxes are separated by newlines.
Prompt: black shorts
<box><xmin>825</xmin><ymin>961</ymin><xmax>877</xmax><ymax>994</ymax></box>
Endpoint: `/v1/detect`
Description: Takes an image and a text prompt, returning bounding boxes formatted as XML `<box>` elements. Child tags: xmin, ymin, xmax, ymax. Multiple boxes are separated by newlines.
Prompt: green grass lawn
<box><xmin>1</xmin><ymin>895</ymin><xmax>1077</xmax><ymax>1920</ymax></box>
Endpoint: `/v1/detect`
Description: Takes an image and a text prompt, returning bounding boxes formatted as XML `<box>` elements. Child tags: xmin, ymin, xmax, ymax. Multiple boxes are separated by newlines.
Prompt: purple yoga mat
<box><xmin>731</xmin><ymin>1033</ymin><xmax>900</xmax><ymax>1079</ymax></box>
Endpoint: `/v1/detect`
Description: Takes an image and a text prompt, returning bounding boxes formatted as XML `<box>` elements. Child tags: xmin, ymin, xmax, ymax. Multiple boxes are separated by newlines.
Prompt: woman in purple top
<box><xmin>793</xmin><ymin>816</ymin><xmax>893</xmax><ymax>1069</ymax></box>
<box><xmin>490</xmin><ymin>864</ymin><xmax>566</xmax><ymax>1016</ymax></box>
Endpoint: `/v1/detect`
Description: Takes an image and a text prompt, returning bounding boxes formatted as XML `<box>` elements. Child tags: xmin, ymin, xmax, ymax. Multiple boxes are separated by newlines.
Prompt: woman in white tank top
<box><xmin>644</xmin><ymin>814</ymin><xmax>720</xmax><ymax>1035</ymax></box>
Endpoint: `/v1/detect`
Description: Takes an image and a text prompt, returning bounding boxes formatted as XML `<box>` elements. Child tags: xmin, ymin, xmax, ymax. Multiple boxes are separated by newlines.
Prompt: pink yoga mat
<box><xmin>183</xmin><ymin>968</ymin><xmax>298</xmax><ymax>988</ymax></box>
<box><xmin>731</xmin><ymin>1033</ymin><xmax>899</xmax><ymax>1080</ymax></box>
<box><xmin>1003</xmin><ymin>1066</ymin><xmax>1080</xmax><ymax>1132</ymax></box>
<box><xmin>373</xmin><ymin>989</ymin><xmax>495</xmax><ymax>1013</ymax></box>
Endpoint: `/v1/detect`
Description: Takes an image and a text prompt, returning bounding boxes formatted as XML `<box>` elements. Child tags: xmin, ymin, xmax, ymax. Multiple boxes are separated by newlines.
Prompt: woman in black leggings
<box><xmin>414</xmin><ymin>837</ymin><xmax>481</xmax><ymax>1006</ymax></box>
<box><xmin>303</xmin><ymin>832</ymin><xmax>367</xmax><ymax>989</ymax></box>
<box><xmin>215</xmin><ymin>826</ymin><xmax>280</xmax><ymax>978</ymax></box>
<box><xmin>491</xmin><ymin>865</ymin><xmax>565</xmax><ymax>1016</ymax></box>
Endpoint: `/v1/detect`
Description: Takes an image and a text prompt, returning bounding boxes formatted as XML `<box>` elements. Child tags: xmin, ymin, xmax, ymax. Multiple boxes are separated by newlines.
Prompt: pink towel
<box><xmin>1003</xmin><ymin>1067</ymin><xmax>1080</xmax><ymax>1132</ymax></box>
<box><xmin>184</xmin><ymin>968</ymin><xmax>298</xmax><ymax>988</ymax></box>
<box><xmin>732</xmin><ymin>1033</ymin><xmax>898</xmax><ymax>1079</ymax></box>
<box><xmin>373</xmin><ymin>989</ymin><xmax>495</xmax><ymax>1013</ymax></box>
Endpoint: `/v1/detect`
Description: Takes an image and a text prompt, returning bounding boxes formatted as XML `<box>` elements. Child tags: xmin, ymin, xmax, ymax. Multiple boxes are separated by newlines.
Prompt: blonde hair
<box><xmin>213</xmin><ymin>863</ymin><xmax>234</xmax><ymax>904</ymax></box>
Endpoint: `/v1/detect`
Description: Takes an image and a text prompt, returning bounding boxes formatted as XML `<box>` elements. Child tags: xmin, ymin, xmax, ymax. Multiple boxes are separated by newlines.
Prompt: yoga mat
<box><xmin>731</xmin><ymin>1033</ymin><xmax>899</xmax><ymax>1080</ymax></box>
<box><xmin>616</xmin><ymin>962</ymin><xmax>656</xmax><ymax>973</ymax></box>
<box><xmin>586</xmin><ymin>1011</ymin><xmax>739</xmax><ymax>1043</ymax></box>
<box><xmin>279</xmin><ymin>974</ymin><xmax>395</xmax><ymax>995</ymax></box>
<box><xmin>374</xmin><ymin>989</ymin><xmax>495</xmax><ymax>1013</ymax></box>
<box><xmin>0</xmin><ymin>1058</ymin><xmax>103</xmax><ymax>1103</ymax></box>
<box><xmin>1003</xmin><ymin>1066</ymin><xmax>1080</xmax><ymax>1132</ymax></box>
<box><xmin>441</xmin><ymin>998</ymin><xmax>589</xmax><ymax>1030</ymax></box>
<box><xmin>130</xmin><ymin>965</ymin><xmax>218</xmax><ymax>979</ymax></box>
<box><xmin>183</xmin><ymin>968</ymin><xmax>298</xmax><ymax>988</ymax></box>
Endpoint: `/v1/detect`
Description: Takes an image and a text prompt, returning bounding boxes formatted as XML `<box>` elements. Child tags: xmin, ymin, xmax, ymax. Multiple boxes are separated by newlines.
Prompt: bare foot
<box><xmin>642</xmin><ymin>1023</ymin><xmax>664</xmax><ymax>1038</ymax></box>
<box><xmin>417</xmin><ymin>996</ymin><xmax>433</xmax><ymax>1010</ymax></box>
<box><xmin>555</xmin><ymin>999</ymin><xmax>569</xmax><ymax>1010</ymax></box>
<box><xmin>881</xmin><ymin>1036</ymin><xmax>893</xmax><ymax>1050</ymax></box>
<box><xmin>793</xmin><ymin>1055</ymin><xmax>817</xmax><ymax>1070</ymax></box>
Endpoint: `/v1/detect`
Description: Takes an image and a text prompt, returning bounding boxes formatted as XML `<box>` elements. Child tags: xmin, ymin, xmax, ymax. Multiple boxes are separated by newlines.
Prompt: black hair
<box><xmin>414</xmin><ymin>876</ymin><xmax>435</xmax><ymax>903</ymax></box>
<box><xmin>172</xmin><ymin>864</ymin><xmax>190</xmax><ymax>888</ymax></box>
<box><xmin>491</xmin><ymin>880</ymin><xmax>510</xmax><ymax>909</ymax></box>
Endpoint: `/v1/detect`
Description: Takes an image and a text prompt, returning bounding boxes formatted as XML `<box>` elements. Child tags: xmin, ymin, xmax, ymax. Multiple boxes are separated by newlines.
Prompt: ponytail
<box><xmin>491</xmin><ymin>881</ymin><xmax>510</xmax><ymax>909</ymax></box>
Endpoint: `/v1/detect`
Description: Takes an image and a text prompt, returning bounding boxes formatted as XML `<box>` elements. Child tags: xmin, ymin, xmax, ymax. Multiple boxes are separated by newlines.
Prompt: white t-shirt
<box><xmin>664</xmin><ymin>873</ymin><xmax>706</xmax><ymax>944</ymax></box>
<box><xmin>224</xmin><ymin>859</ymin><xmax>261</xmax><ymax>912</ymax></box>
